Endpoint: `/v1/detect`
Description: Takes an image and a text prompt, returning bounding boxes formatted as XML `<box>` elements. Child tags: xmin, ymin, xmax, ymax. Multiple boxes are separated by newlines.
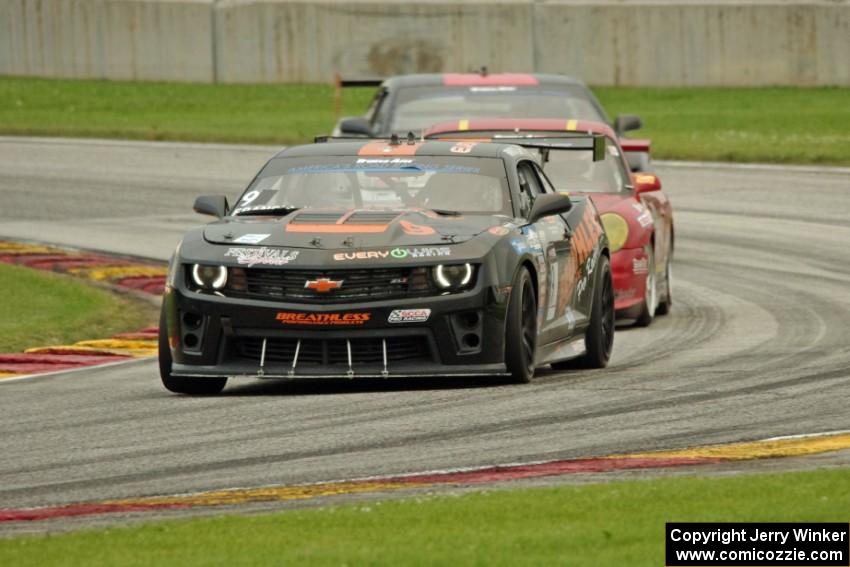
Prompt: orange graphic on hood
<box><xmin>358</xmin><ymin>141</ymin><xmax>422</xmax><ymax>156</ymax></box>
<box><xmin>400</xmin><ymin>220</ymin><xmax>435</xmax><ymax>235</ymax></box>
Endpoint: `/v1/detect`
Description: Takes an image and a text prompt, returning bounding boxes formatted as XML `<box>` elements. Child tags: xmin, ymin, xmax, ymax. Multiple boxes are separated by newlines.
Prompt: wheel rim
<box><xmin>600</xmin><ymin>271</ymin><xmax>615</xmax><ymax>358</ymax></box>
<box><xmin>520</xmin><ymin>280</ymin><xmax>537</xmax><ymax>374</ymax></box>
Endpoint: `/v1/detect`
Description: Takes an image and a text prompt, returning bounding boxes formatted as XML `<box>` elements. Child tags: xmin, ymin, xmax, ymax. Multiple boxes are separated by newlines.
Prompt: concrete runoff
<box><xmin>0</xmin><ymin>138</ymin><xmax>848</xmax><ymax>531</ymax></box>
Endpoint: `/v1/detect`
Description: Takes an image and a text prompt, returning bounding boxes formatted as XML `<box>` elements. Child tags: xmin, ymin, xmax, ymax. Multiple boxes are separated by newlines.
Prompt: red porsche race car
<box><xmin>424</xmin><ymin>118</ymin><xmax>673</xmax><ymax>326</ymax></box>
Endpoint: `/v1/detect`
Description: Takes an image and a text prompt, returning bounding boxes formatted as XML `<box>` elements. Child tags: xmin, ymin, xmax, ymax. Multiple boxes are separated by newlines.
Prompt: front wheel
<box><xmin>505</xmin><ymin>267</ymin><xmax>537</xmax><ymax>384</ymax></box>
<box><xmin>158</xmin><ymin>306</ymin><xmax>227</xmax><ymax>395</ymax></box>
<box><xmin>578</xmin><ymin>254</ymin><xmax>615</xmax><ymax>369</ymax></box>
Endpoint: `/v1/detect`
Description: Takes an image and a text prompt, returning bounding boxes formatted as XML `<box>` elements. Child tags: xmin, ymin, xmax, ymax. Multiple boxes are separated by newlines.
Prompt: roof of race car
<box><xmin>423</xmin><ymin>118</ymin><xmax>619</xmax><ymax>141</ymax></box>
<box><xmin>275</xmin><ymin>139</ymin><xmax>535</xmax><ymax>160</ymax></box>
<box><xmin>378</xmin><ymin>73</ymin><xmax>588</xmax><ymax>89</ymax></box>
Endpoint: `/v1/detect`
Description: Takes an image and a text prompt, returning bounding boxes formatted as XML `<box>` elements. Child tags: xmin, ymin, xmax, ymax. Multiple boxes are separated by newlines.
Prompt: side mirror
<box><xmin>193</xmin><ymin>194</ymin><xmax>229</xmax><ymax>218</ymax></box>
<box><xmin>614</xmin><ymin>114</ymin><xmax>643</xmax><ymax>134</ymax></box>
<box><xmin>338</xmin><ymin>117</ymin><xmax>373</xmax><ymax>136</ymax></box>
<box><xmin>528</xmin><ymin>193</ymin><xmax>573</xmax><ymax>223</ymax></box>
<box><xmin>632</xmin><ymin>173</ymin><xmax>662</xmax><ymax>195</ymax></box>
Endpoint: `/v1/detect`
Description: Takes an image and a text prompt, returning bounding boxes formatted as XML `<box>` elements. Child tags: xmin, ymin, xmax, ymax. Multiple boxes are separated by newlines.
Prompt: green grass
<box><xmin>595</xmin><ymin>86</ymin><xmax>850</xmax><ymax>165</ymax></box>
<box><xmin>0</xmin><ymin>263</ymin><xmax>155</xmax><ymax>352</ymax></box>
<box><xmin>2</xmin><ymin>469</ymin><xmax>848</xmax><ymax>566</ymax></box>
<box><xmin>0</xmin><ymin>77</ymin><xmax>372</xmax><ymax>145</ymax></box>
<box><xmin>1</xmin><ymin>77</ymin><xmax>848</xmax><ymax>164</ymax></box>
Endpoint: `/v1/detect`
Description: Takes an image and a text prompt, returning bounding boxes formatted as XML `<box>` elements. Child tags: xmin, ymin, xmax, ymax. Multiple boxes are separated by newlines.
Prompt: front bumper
<box><xmin>164</xmin><ymin>280</ymin><xmax>510</xmax><ymax>379</ymax></box>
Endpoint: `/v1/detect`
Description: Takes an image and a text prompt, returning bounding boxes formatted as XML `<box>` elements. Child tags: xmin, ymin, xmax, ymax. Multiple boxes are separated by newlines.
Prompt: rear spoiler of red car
<box><xmin>618</xmin><ymin>138</ymin><xmax>651</xmax><ymax>154</ymax></box>
<box><xmin>498</xmin><ymin>135</ymin><xmax>607</xmax><ymax>162</ymax></box>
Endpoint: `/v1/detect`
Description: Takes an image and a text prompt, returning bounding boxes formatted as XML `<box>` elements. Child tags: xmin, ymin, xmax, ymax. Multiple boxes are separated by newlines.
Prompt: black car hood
<box><xmin>204</xmin><ymin>209</ymin><xmax>509</xmax><ymax>249</ymax></box>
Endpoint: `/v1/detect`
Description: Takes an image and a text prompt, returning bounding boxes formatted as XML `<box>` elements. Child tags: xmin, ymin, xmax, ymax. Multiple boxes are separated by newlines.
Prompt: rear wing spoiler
<box><xmin>501</xmin><ymin>135</ymin><xmax>607</xmax><ymax>162</ymax></box>
<box><xmin>333</xmin><ymin>73</ymin><xmax>383</xmax><ymax>119</ymax></box>
<box><xmin>313</xmin><ymin>133</ymin><xmax>607</xmax><ymax>161</ymax></box>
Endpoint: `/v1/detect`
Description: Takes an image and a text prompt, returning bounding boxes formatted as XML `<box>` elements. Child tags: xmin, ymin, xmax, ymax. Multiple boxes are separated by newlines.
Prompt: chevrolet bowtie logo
<box><xmin>305</xmin><ymin>278</ymin><xmax>343</xmax><ymax>293</ymax></box>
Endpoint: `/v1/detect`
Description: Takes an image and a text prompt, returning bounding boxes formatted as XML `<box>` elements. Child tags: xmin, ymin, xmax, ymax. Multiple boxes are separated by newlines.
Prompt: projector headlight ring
<box><xmin>191</xmin><ymin>264</ymin><xmax>228</xmax><ymax>290</ymax></box>
<box><xmin>433</xmin><ymin>263</ymin><xmax>474</xmax><ymax>290</ymax></box>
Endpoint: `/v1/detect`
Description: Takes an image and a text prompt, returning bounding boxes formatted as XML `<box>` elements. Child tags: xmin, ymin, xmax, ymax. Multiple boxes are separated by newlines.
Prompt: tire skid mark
<box><xmin>2</xmin><ymin>432</ymin><xmax>848</xmax><ymax>524</ymax></box>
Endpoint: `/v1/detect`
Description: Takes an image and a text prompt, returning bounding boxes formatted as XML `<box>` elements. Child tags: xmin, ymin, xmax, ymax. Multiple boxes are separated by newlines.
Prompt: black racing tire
<box><xmin>634</xmin><ymin>246</ymin><xmax>657</xmax><ymax>327</ymax></box>
<box><xmin>158</xmin><ymin>305</ymin><xmax>227</xmax><ymax>396</ymax></box>
<box><xmin>576</xmin><ymin>254</ymin><xmax>615</xmax><ymax>369</ymax></box>
<box><xmin>505</xmin><ymin>267</ymin><xmax>537</xmax><ymax>384</ymax></box>
<box><xmin>656</xmin><ymin>256</ymin><xmax>673</xmax><ymax>316</ymax></box>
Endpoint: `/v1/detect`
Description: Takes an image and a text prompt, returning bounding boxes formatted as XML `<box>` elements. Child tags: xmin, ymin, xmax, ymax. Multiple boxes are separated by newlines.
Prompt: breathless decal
<box><xmin>275</xmin><ymin>312</ymin><xmax>371</xmax><ymax>326</ymax></box>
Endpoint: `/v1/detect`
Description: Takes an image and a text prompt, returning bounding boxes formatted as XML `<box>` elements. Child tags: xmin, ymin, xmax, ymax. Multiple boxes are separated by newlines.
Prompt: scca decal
<box><xmin>275</xmin><ymin>312</ymin><xmax>371</xmax><ymax>326</ymax></box>
<box><xmin>333</xmin><ymin>247</ymin><xmax>451</xmax><ymax>261</ymax></box>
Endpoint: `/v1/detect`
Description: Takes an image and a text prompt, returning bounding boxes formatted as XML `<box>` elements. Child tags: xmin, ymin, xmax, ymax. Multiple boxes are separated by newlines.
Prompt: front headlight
<box><xmin>432</xmin><ymin>263</ymin><xmax>474</xmax><ymax>290</ymax></box>
<box><xmin>191</xmin><ymin>264</ymin><xmax>228</xmax><ymax>290</ymax></box>
<box><xmin>600</xmin><ymin>213</ymin><xmax>629</xmax><ymax>252</ymax></box>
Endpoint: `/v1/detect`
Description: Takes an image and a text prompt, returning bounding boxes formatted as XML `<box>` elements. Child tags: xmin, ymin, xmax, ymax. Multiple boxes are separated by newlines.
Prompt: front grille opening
<box><xmin>225</xmin><ymin>267</ymin><xmax>435</xmax><ymax>304</ymax></box>
<box><xmin>235</xmin><ymin>336</ymin><xmax>432</xmax><ymax>366</ymax></box>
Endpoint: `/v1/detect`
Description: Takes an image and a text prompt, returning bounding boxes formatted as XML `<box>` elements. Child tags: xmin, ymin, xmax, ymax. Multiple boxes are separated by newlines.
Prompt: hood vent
<box><xmin>291</xmin><ymin>212</ymin><xmax>342</xmax><ymax>224</ymax></box>
<box><xmin>345</xmin><ymin>211</ymin><xmax>400</xmax><ymax>224</ymax></box>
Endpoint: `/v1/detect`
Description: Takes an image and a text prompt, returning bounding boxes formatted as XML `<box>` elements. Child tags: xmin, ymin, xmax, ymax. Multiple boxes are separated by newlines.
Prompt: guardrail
<box><xmin>2</xmin><ymin>0</ymin><xmax>848</xmax><ymax>86</ymax></box>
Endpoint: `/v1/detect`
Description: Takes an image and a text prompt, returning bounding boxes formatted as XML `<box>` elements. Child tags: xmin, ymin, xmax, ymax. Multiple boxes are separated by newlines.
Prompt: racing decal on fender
<box><xmin>275</xmin><ymin>312</ymin><xmax>371</xmax><ymax>326</ymax></box>
<box><xmin>557</xmin><ymin>206</ymin><xmax>604</xmax><ymax>315</ymax></box>
<box><xmin>388</xmin><ymin>309</ymin><xmax>431</xmax><ymax>324</ymax></box>
<box><xmin>225</xmin><ymin>247</ymin><xmax>299</xmax><ymax>267</ymax></box>
<box><xmin>632</xmin><ymin>258</ymin><xmax>649</xmax><ymax>274</ymax></box>
<box><xmin>333</xmin><ymin>247</ymin><xmax>451</xmax><ymax>261</ymax></box>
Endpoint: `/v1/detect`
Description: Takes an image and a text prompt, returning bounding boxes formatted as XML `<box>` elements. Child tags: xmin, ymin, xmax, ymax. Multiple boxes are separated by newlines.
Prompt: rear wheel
<box><xmin>634</xmin><ymin>246</ymin><xmax>657</xmax><ymax>327</ymax></box>
<box><xmin>577</xmin><ymin>254</ymin><xmax>615</xmax><ymax>368</ymax></box>
<box><xmin>505</xmin><ymin>267</ymin><xmax>537</xmax><ymax>384</ymax></box>
<box><xmin>656</xmin><ymin>257</ymin><xmax>673</xmax><ymax>316</ymax></box>
<box><xmin>158</xmin><ymin>306</ymin><xmax>227</xmax><ymax>395</ymax></box>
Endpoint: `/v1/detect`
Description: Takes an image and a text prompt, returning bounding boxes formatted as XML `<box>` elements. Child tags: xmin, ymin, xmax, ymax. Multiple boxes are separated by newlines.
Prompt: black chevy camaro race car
<box><xmin>159</xmin><ymin>138</ymin><xmax>614</xmax><ymax>394</ymax></box>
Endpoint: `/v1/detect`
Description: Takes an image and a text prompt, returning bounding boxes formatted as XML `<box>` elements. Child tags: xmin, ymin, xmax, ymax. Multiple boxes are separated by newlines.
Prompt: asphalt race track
<box><xmin>1</xmin><ymin>137</ymin><xmax>849</xmax><ymax>520</ymax></box>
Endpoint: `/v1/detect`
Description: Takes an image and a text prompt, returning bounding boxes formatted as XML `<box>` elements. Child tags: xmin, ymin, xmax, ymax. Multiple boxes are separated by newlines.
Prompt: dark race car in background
<box><xmin>159</xmin><ymin>137</ymin><xmax>614</xmax><ymax>395</ymax></box>
<box><xmin>424</xmin><ymin>118</ymin><xmax>674</xmax><ymax>326</ymax></box>
<box><xmin>333</xmin><ymin>71</ymin><xmax>652</xmax><ymax>171</ymax></box>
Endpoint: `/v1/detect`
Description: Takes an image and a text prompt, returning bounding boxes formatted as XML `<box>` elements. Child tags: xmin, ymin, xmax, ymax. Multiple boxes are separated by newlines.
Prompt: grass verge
<box><xmin>595</xmin><ymin>86</ymin><xmax>850</xmax><ymax>165</ymax></box>
<box><xmin>1</xmin><ymin>469</ymin><xmax>848</xmax><ymax>566</ymax></box>
<box><xmin>0</xmin><ymin>263</ymin><xmax>155</xmax><ymax>352</ymax></box>
<box><xmin>1</xmin><ymin>77</ymin><xmax>849</xmax><ymax>164</ymax></box>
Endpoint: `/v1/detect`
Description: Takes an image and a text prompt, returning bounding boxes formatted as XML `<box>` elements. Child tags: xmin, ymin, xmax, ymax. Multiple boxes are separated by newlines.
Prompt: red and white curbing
<box><xmin>0</xmin><ymin>241</ymin><xmax>164</xmax><ymax>380</ymax></box>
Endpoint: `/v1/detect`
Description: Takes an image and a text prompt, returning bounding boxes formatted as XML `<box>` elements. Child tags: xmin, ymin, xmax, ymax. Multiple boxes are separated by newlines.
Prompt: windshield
<box><xmin>390</xmin><ymin>85</ymin><xmax>606</xmax><ymax>133</ymax></box>
<box><xmin>543</xmin><ymin>143</ymin><xmax>630</xmax><ymax>194</ymax></box>
<box><xmin>234</xmin><ymin>155</ymin><xmax>511</xmax><ymax>215</ymax></box>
